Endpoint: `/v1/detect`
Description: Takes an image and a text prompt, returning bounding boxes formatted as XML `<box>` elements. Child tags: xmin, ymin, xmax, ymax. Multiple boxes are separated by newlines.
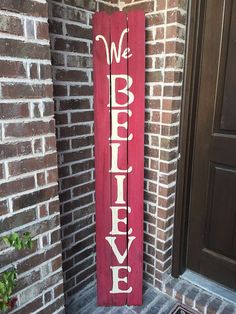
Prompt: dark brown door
<box><xmin>187</xmin><ymin>0</ymin><xmax>236</xmax><ymax>290</ymax></box>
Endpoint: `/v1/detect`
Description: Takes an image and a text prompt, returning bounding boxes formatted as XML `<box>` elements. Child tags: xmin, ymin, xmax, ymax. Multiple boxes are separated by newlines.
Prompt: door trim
<box><xmin>172</xmin><ymin>0</ymin><xmax>207</xmax><ymax>277</ymax></box>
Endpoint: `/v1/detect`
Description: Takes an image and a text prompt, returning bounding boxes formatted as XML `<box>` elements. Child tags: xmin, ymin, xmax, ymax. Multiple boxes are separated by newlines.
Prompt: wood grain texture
<box><xmin>93</xmin><ymin>12</ymin><xmax>112</xmax><ymax>305</ymax></box>
<box><xmin>93</xmin><ymin>11</ymin><xmax>145</xmax><ymax>305</ymax></box>
<box><xmin>127</xmin><ymin>11</ymin><xmax>145</xmax><ymax>306</ymax></box>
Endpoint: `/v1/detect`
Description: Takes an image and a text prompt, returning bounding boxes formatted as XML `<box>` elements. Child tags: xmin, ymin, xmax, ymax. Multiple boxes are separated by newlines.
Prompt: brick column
<box><xmin>49</xmin><ymin>0</ymin><xmax>118</xmax><ymax>301</ymax></box>
<box><xmin>122</xmin><ymin>0</ymin><xmax>187</xmax><ymax>289</ymax></box>
<box><xmin>0</xmin><ymin>0</ymin><xmax>64</xmax><ymax>313</ymax></box>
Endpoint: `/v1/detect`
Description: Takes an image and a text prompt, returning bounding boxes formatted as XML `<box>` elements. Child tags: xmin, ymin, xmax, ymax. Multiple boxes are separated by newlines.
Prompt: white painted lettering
<box><xmin>109</xmin><ymin>143</ymin><xmax>132</xmax><ymax>173</ymax></box>
<box><xmin>109</xmin><ymin>206</ymin><xmax>133</xmax><ymax>235</ymax></box>
<box><xmin>111</xmin><ymin>109</ymin><xmax>133</xmax><ymax>141</ymax></box>
<box><xmin>108</xmin><ymin>75</ymin><xmax>134</xmax><ymax>108</ymax></box>
<box><xmin>114</xmin><ymin>175</ymin><xmax>126</xmax><ymax>204</ymax></box>
<box><xmin>105</xmin><ymin>236</ymin><xmax>136</xmax><ymax>264</ymax></box>
<box><xmin>110</xmin><ymin>266</ymin><xmax>132</xmax><ymax>294</ymax></box>
<box><xmin>96</xmin><ymin>28</ymin><xmax>132</xmax><ymax>65</ymax></box>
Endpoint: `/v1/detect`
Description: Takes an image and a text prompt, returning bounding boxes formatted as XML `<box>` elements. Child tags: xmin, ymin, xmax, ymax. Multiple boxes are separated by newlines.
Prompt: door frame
<box><xmin>172</xmin><ymin>0</ymin><xmax>207</xmax><ymax>277</ymax></box>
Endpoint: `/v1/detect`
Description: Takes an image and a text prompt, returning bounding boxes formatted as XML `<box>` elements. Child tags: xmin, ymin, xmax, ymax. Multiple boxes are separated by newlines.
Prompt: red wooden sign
<box><xmin>93</xmin><ymin>11</ymin><xmax>145</xmax><ymax>306</ymax></box>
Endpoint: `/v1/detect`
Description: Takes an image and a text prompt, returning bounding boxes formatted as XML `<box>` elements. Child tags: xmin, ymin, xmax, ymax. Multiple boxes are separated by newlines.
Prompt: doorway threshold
<box><xmin>181</xmin><ymin>270</ymin><xmax>236</xmax><ymax>305</ymax></box>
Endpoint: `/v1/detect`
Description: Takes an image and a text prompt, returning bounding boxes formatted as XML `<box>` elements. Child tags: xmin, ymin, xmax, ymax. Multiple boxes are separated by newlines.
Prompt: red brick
<box><xmin>47</xmin><ymin>168</ymin><xmax>58</xmax><ymax>184</ymax></box>
<box><xmin>65</xmin><ymin>24</ymin><xmax>92</xmax><ymax>39</ymax></box>
<box><xmin>165</xmin><ymin>71</ymin><xmax>183</xmax><ymax>83</ymax></box>
<box><xmin>39</xmin><ymin>204</ymin><xmax>48</xmax><ymax>218</ymax></box>
<box><xmin>61</xmin><ymin>172</ymin><xmax>91</xmax><ymax>190</ymax></box>
<box><xmin>44</xmin><ymin>102</ymin><xmax>55</xmax><ymax>116</ymax></box>
<box><xmin>0</xmin><ymin>163</ymin><xmax>4</xmax><ymax>180</ymax></box>
<box><xmin>36</xmin><ymin>295</ymin><xmax>64</xmax><ymax>314</ymax></box>
<box><xmin>53</xmin><ymin>4</ymin><xmax>87</xmax><ymax>23</ymax></box>
<box><xmin>51</xmin><ymin>51</ymin><xmax>65</xmax><ymax>66</ymax></box>
<box><xmin>0</xmin><ymin>2</ymin><xmax>64</xmax><ymax>313</ymax></box>
<box><xmin>0</xmin><ymin>199</ymin><xmax>8</xmax><ymax>216</ymax></box>
<box><xmin>146</xmin><ymin>71</ymin><xmax>163</xmax><ymax>82</ymax></box>
<box><xmin>0</xmin><ymin>103</ymin><xmax>29</xmax><ymax>119</ymax></box>
<box><xmin>146</xmin><ymin>13</ymin><xmax>165</xmax><ymax>26</ymax></box>
<box><xmin>70</xmin><ymin>84</ymin><xmax>93</xmax><ymax>96</ymax></box>
<box><xmin>167</xmin><ymin>0</ymin><xmax>187</xmax><ymax>10</ymax></box>
<box><xmin>30</xmin><ymin>63</ymin><xmax>38</xmax><ymax>79</ymax></box>
<box><xmin>0</xmin><ymin>207</ymin><xmax>36</xmax><ymax>233</ymax></box>
<box><xmin>40</xmin><ymin>64</ymin><xmax>52</xmax><ymax>80</ymax></box>
<box><xmin>34</xmin><ymin>138</ymin><xmax>43</xmax><ymax>154</ymax></box>
<box><xmin>167</xmin><ymin>9</ymin><xmax>186</xmax><ymax>24</ymax></box>
<box><xmin>162</xmin><ymin>111</ymin><xmax>179</xmax><ymax>124</ymax></box>
<box><xmin>146</xmin><ymin>56</ymin><xmax>153</xmax><ymax>68</ymax></box>
<box><xmin>54</xmin><ymin>283</ymin><xmax>64</xmax><ymax>298</ymax></box>
<box><xmin>165</xmin><ymin>40</ymin><xmax>185</xmax><ymax>54</ymax></box>
<box><xmin>163</xmin><ymin>85</ymin><xmax>182</xmax><ymax>97</ymax></box>
<box><xmin>37</xmin><ymin>172</ymin><xmax>46</xmax><ymax>187</ymax></box>
<box><xmin>55</xmin><ymin>113</ymin><xmax>68</xmax><ymax>125</ymax></box>
<box><xmin>0</xmin><ymin>141</ymin><xmax>32</xmax><ymax>160</ymax></box>
<box><xmin>5</xmin><ymin>120</ymin><xmax>55</xmax><ymax>138</ymax></box>
<box><xmin>63</xmin><ymin>148</ymin><xmax>92</xmax><ymax>163</ymax></box>
<box><xmin>2</xmin><ymin>83</ymin><xmax>53</xmax><ymax>99</ymax></box>
<box><xmin>0</xmin><ymin>14</ymin><xmax>23</xmax><ymax>36</ymax></box>
<box><xmin>15</xmin><ymin>270</ymin><xmax>41</xmax><ymax>293</ymax></box>
<box><xmin>54</xmin><ymin>38</ymin><xmax>89</xmax><ymax>54</ymax></box>
<box><xmin>64</xmin><ymin>0</ymin><xmax>96</xmax><ymax>11</ymax></box>
<box><xmin>71</xmin><ymin>159</ymin><xmax>94</xmax><ymax>174</ymax></box>
<box><xmin>53</xmin><ymin>84</ymin><xmax>67</xmax><ymax>97</ymax></box>
<box><xmin>1</xmin><ymin>176</ymin><xmax>35</xmax><ymax>198</ymax></box>
<box><xmin>49</xmin><ymin>20</ymin><xmax>63</xmax><ymax>35</ymax></box>
<box><xmin>12</xmin><ymin>185</ymin><xmax>58</xmax><ymax>211</ymax></box>
<box><xmin>55</xmin><ymin>69</ymin><xmax>88</xmax><ymax>82</ymax></box>
<box><xmin>162</xmin><ymin>99</ymin><xmax>181</xmax><ymax>110</ymax></box>
<box><xmin>49</xmin><ymin>199</ymin><xmax>60</xmax><ymax>215</ymax></box>
<box><xmin>0</xmin><ymin>39</ymin><xmax>50</xmax><ymax>59</ymax></box>
<box><xmin>71</xmin><ymin>136</ymin><xmax>94</xmax><ymax>149</ymax></box>
<box><xmin>8</xmin><ymin>153</ymin><xmax>57</xmax><ymax>176</ymax></box>
<box><xmin>146</xmin><ymin>27</ymin><xmax>165</xmax><ymax>42</ymax></box>
<box><xmin>207</xmin><ymin>298</ymin><xmax>223</xmax><ymax>314</ymax></box>
<box><xmin>0</xmin><ymin>60</ymin><xmax>26</xmax><ymax>78</ymax></box>
<box><xmin>37</xmin><ymin>22</ymin><xmax>49</xmax><ymax>39</ymax></box>
<box><xmin>156</xmin><ymin>0</ymin><xmax>166</xmax><ymax>10</ymax></box>
<box><xmin>59</xmin><ymin>99</ymin><xmax>90</xmax><ymax>111</ymax></box>
<box><xmin>0</xmin><ymin>0</ymin><xmax>49</xmax><ymax>17</ymax></box>
<box><xmin>146</xmin><ymin>43</ymin><xmax>164</xmax><ymax>55</ymax></box>
<box><xmin>13</xmin><ymin>296</ymin><xmax>43</xmax><ymax>314</ymax></box>
<box><xmin>166</xmin><ymin>25</ymin><xmax>185</xmax><ymax>39</ymax></box>
<box><xmin>153</xmin><ymin>85</ymin><xmax>162</xmax><ymax>96</ymax></box>
<box><xmin>123</xmin><ymin>1</ymin><xmax>154</xmax><ymax>13</ymax></box>
<box><xmin>71</xmin><ymin>111</ymin><xmax>93</xmax><ymax>123</ymax></box>
<box><xmin>67</xmin><ymin>55</ymin><xmax>92</xmax><ymax>68</ymax></box>
<box><xmin>98</xmin><ymin>3</ymin><xmax>119</xmax><ymax>13</ymax></box>
<box><xmin>45</xmin><ymin>136</ymin><xmax>57</xmax><ymax>152</ymax></box>
<box><xmin>59</xmin><ymin>125</ymin><xmax>90</xmax><ymax>138</ymax></box>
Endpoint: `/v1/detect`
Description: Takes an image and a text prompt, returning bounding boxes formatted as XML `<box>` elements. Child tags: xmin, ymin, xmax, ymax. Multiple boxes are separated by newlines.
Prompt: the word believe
<box><xmin>96</xmin><ymin>28</ymin><xmax>135</xmax><ymax>294</ymax></box>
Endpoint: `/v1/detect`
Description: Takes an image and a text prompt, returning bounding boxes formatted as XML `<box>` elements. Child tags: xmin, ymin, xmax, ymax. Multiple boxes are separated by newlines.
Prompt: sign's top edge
<box><xmin>93</xmin><ymin>10</ymin><xmax>145</xmax><ymax>16</ymax></box>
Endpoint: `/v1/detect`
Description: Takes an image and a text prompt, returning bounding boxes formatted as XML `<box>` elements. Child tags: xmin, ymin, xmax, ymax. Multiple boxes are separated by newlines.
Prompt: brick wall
<box><xmin>48</xmin><ymin>0</ymin><xmax>187</xmax><ymax>303</ymax></box>
<box><xmin>48</xmin><ymin>0</ymin><xmax>119</xmax><ymax>301</ymax></box>
<box><xmin>0</xmin><ymin>1</ymin><xmax>64</xmax><ymax>313</ymax></box>
<box><xmin>120</xmin><ymin>0</ymin><xmax>187</xmax><ymax>289</ymax></box>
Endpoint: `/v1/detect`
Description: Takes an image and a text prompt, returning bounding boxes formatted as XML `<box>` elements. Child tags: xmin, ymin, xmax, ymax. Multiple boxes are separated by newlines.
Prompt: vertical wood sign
<box><xmin>93</xmin><ymin>11</ymin><xmax>145</xmax><ymax>306</ymax></box>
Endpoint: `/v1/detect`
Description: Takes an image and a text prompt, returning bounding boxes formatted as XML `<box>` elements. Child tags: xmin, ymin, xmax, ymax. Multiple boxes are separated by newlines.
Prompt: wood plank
<box><xmin>94</xmin><ymin>11</ymin><xmax>145</xmax><ymax>305</ymax></box>
<box><xmin>127</xmin><ymin>11</ymin><xmax>145</xmax><ymax>306</ymax></box>
<box><xmin>110</xmin><ymin>11</ymin><xmax>129</xmax><ymax>306</ymax></box>
<box><xmin>93</xmin><ymin>12</ymin><xmax>112</xmax><ymax>306</ymax></box>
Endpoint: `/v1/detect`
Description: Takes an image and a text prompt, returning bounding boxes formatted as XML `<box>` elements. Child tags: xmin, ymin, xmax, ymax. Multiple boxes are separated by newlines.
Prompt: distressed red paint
<box><xmin>93</xmin><ymin>11</ymin><xmax>145</xmax><ymax>306</ymax></box>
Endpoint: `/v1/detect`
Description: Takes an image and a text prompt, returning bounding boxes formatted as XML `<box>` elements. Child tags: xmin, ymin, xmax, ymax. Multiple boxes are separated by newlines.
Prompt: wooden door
<box><xmin>187</xmin><ymin>0</ymin><xmax>236</xmax><ymax>290</ymax></box>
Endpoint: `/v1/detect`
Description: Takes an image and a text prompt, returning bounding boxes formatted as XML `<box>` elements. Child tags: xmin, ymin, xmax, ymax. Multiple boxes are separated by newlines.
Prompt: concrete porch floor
<box><xmin>66</xmin><ymin>283</ymin><xmax>177</xmax><ymax>314</ymax></box>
